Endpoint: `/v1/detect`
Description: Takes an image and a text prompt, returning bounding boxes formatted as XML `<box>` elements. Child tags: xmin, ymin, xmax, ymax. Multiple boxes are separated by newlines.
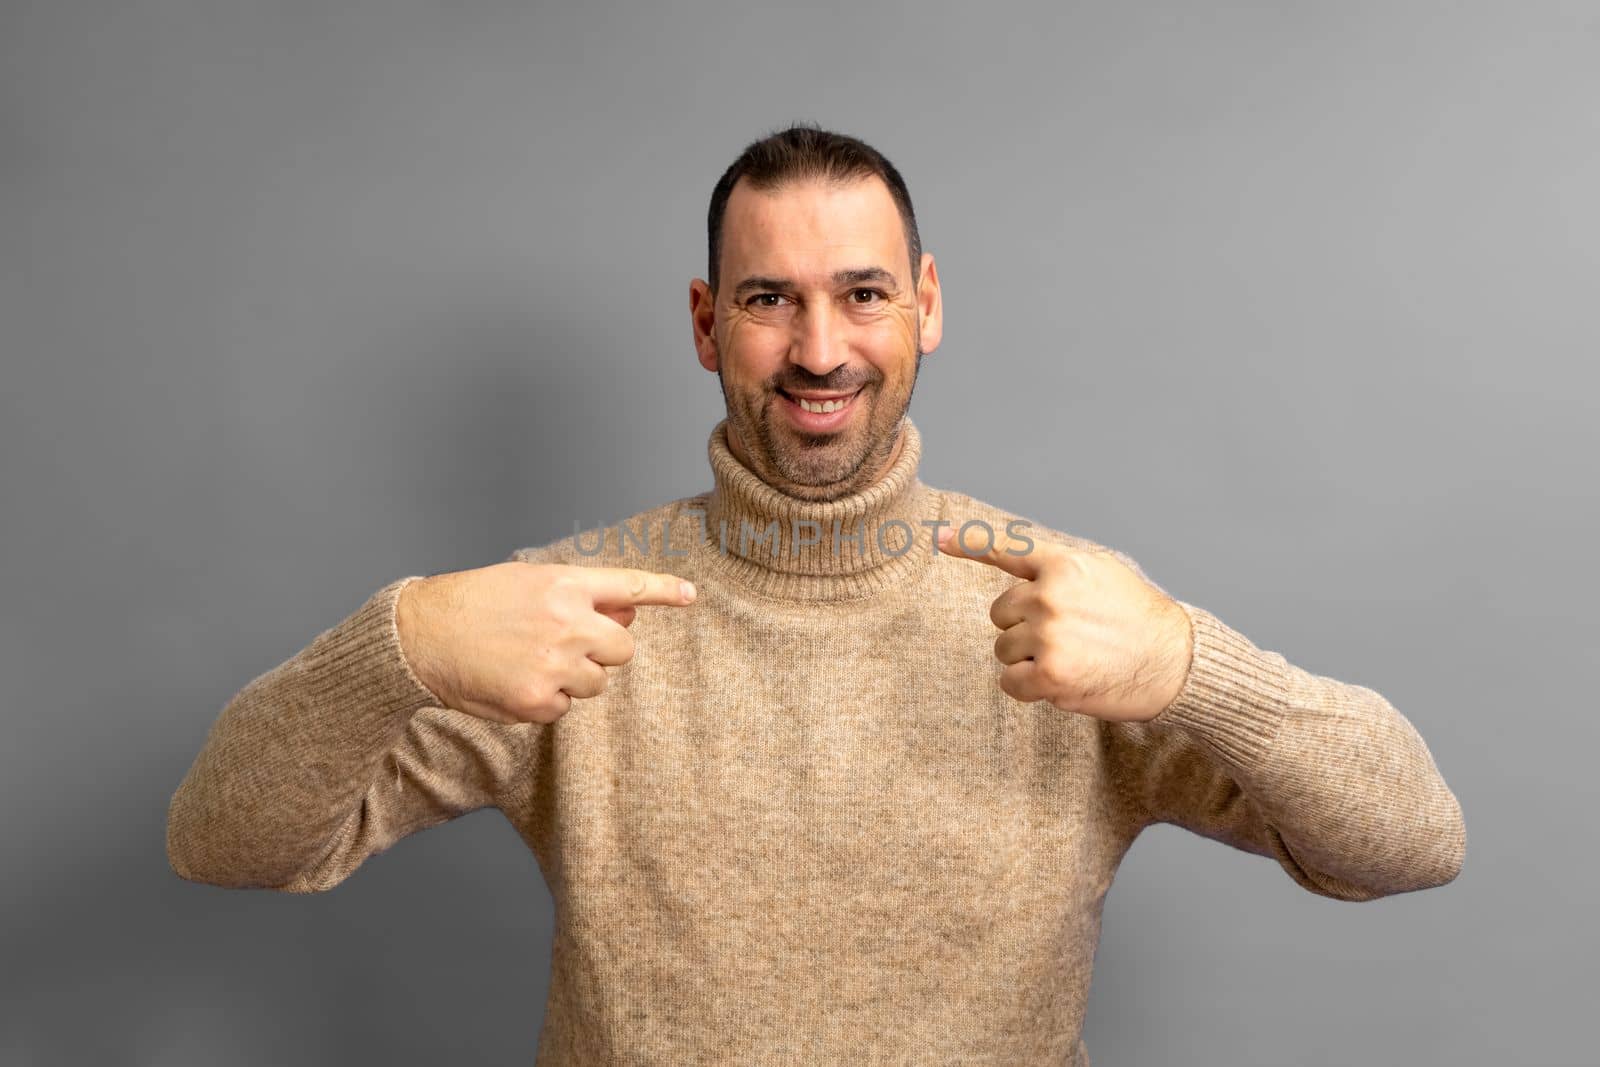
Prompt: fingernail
<box><xmin>681</xmin><ymin>581</ymin><xmax>697</xmax><ymax>602</ymax></box>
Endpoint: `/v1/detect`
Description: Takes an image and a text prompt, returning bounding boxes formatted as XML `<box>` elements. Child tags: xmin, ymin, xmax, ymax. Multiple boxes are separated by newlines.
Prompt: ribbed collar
<box><xmin>690</xmin><ymin>415</ymin><xmax>943</xmax><ymax>602</ymax></box>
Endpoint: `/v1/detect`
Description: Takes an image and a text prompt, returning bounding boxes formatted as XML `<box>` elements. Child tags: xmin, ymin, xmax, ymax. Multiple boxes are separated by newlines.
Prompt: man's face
<box><xmin>690</xmin><ymin>175</ymin><xmax>943</xmax><ymax>502</ymax></box>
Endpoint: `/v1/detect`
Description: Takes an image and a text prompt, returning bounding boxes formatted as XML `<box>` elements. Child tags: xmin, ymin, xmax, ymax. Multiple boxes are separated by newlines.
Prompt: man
<box><xmin>167</xmin><ymin>123</ymin><xmax>1466</xmax><ymax>1065</ymax></box>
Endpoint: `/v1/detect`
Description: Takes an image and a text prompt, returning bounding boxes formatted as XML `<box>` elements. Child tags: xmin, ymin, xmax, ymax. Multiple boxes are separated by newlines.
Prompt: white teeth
<box><xmin>797</xmin><ymin>395</ymin><xmax>850</xmax><ymax>413</ymax></box>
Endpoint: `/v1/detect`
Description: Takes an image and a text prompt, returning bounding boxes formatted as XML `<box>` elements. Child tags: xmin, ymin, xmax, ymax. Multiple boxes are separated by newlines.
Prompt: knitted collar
<box><xmin>692</xmin><ymin>415</ymin><xmax>943</xmax><ymax>602</ymax></box>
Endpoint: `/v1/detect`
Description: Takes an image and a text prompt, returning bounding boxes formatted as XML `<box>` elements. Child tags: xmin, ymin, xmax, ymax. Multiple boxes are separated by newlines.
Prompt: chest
<box><xmin>529</xmin><ymin>591</ymin><xmax>1135</xmax><ymax>956</ymax></box>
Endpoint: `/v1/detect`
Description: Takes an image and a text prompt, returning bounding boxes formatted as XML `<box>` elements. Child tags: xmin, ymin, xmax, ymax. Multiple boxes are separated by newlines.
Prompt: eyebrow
<box><xmin>731</xmin><ymin>266</ymin><xmax>898</xmax><ymax>298</ymax></box>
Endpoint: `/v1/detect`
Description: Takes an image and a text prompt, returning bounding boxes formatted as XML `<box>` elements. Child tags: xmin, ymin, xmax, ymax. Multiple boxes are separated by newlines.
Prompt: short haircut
<box><xmin>706</xmin><ymin>121</ymin><xmax>922</xmax><ymax>296</ymax></box>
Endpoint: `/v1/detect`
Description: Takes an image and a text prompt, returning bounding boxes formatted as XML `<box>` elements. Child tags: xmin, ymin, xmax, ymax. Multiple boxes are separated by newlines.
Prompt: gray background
<box><xmin>3</xmin><ymin>1</ymin><xmax>1593</xmax><ymax>1063</ymax></box>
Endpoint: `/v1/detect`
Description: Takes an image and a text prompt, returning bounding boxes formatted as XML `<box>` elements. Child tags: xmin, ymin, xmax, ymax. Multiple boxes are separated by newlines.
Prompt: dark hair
<box><xmin>706</xmin><ymin>121</ymin><xmax>922</xmax><ymax>295</ymax></box>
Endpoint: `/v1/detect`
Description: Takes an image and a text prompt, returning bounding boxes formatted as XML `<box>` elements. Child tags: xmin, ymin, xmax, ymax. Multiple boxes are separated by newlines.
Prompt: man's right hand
<box><xmin>395</xmin><ymin>561</ymin><xmax>697</xmax><ymax>724</ymax></box>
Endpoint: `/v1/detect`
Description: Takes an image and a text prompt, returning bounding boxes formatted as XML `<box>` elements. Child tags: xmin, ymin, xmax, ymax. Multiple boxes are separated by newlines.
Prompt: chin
<box><xmin>775</xmin><ymin>443</ymin><xmax>877</xmax><ymax>494</ymax></box>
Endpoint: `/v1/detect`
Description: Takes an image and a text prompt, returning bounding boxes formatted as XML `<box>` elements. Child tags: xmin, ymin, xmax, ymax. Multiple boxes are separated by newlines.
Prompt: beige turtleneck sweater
<box><xmin>166</xmin><ymin>416</ymin><xmax>1466</xmax><ymax>1066</ymax></box>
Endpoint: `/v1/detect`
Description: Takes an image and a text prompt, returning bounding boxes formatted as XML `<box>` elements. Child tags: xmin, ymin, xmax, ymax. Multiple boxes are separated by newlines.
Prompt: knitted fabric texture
<box><xmin>167</xmin><ymin>415</ymin><xmax>1466</xmax><ymax>1066</ymax></box>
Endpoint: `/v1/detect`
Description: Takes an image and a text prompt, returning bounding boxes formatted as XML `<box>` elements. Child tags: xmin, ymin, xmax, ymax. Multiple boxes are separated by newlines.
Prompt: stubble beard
<box><xmin>717</xmin><ymin>344</ymin><xmax>922</xmax><ymax>503</ymax></box>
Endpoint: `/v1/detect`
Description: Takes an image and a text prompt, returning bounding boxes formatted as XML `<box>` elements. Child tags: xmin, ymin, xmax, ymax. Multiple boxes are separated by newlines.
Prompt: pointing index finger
<box><xmin>937</xmin><ymin>525</ymin><xmax>1041</xmax><ymax>581</ymax></box>
<box><xmin>585</xmin><ymin>567</ymin><xmax>697</xmax><ymax>608</ymax></box>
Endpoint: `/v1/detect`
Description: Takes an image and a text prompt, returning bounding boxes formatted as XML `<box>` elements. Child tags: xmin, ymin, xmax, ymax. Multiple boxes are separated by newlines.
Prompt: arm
<box><xmin>1104</xmin><ymin>597</ymin><xmax>1466</xmax><ymax>902</ymax></box>
<box><xmin>165</xmin><ymin>567</ymin><xmax>539</xmax><ymax>893</ymax></box>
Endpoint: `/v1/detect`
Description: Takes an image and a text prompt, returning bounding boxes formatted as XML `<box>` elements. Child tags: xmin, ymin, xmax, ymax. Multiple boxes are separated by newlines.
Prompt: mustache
<box><xmin>772</xmin><ymin>371</ymin><xmax>875</xmax><ymax>394</ymax></box>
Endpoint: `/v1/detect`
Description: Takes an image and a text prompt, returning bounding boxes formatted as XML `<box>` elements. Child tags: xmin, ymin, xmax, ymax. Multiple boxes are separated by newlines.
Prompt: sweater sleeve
<box><xmin>166</xmin><ymin>568</ymin><xmax>539</xmax><ymax>893</ymax></box>
<box><xmin>1103</xmin><ymin>597</ymin><xmax>1466</xmax><ymax>901</ymax></box>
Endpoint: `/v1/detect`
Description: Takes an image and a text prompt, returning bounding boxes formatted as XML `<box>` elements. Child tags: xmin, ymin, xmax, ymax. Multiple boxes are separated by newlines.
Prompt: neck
<box><xmin>724</xmin><ymin>422</ymin><xmax>908</xmax><ymax>503</ymax></box>
<box><xmin>693</xmin><ymin>416</ymin><xmax>943</xmax><ymax>602</ymax></box>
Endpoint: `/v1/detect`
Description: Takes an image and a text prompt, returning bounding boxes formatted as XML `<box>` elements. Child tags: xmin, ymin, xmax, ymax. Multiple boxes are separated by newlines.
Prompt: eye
<box><xmin>747</xmin><ymin>293</ymin><xmax>789</xmax><ymax>308</ymax></box>
<box><xmin>849</xmin><ymin>288</ymin><xmax>886</xmax><ymax>304</ymax></box>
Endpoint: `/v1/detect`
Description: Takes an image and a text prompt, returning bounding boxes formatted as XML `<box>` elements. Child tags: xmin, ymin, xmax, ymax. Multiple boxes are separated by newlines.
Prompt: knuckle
<box><xmin>512</xmin><ymin>682</ymin><xmax>556</xmax><ymax>718</ymax></box>
<box><xmin>514</xmin><ymin>704</ymin><xmax>555</xmax><ymax>725</ymax></box>
<box><xmin>529</xmin><ymin>692</ymin><xmax>572</xmax><ymax>723</ymax></box>
<box><xmin>520</xmin><ymin>663</ymin><xmax>570</xmax><ymax>705</ymax></box>
<box><xmin>1029</xmin><ymin>540</ymin><xmax>1066</xmax><ymax>568</ymax></box>
<box><xmin>542</xmin><ymin>692</ymin><xmax>575</xmax><ymax>721</ymax></box>
<box><xmin>552</xmin><ymin>571</ymin><xmax>594</xmax><ymax>604</ymax></box>
<box><xmin>542</xmin><ymin>594</ymin><xmax>578</xmax><ymax>625</ymax></box>
<box><xmin>1036</xmin><ymin>652</ymin><xmax>1069</xmax><ymax>688</ymax></box>
<box><xmin>560</xmin><ymin>659</ymin><xmax>608</xmax><ymax>700</ymax></box>
<box><xmin>592</xmin><ymin>623</ymin><xmax>633</xmax><ymax>665</ymax></box>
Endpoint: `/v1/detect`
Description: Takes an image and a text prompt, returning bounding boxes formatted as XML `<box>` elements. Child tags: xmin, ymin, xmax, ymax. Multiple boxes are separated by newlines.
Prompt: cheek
<box><xmin>859</xmin><ymin>319</ymin><xmax>921</xmax><ymax>373</ymax></box>
<box><xmin>869</xmin><ymin>306</ymin><xmax>921</xmax><ymax>345</ymax></box>
<box><xmin>719</xmin><ymin>325</ymin><xmax>787</xmax><ymax>384</ymax></box>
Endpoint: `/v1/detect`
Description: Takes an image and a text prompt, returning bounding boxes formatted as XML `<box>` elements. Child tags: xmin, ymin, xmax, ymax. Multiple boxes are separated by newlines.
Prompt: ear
<box><xmin>915</xmin><ymin>253</ymin><xmax>943</xmax><ymax>355</ymax></box>
<box><xmin>689</xmin><ymin>278</ymin><xmax>720</xmax><ymax>372</ymax></box>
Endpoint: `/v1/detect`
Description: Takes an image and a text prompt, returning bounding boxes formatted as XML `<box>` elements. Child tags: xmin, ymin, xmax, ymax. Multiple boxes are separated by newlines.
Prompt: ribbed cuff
<box><xmin>1148</xmin><ymin>600</ymin><xmax>1290</xmax><ymax>769</ymax></box>
<box><xmin>299</xmin><ymin>575</ymin><xmax>447</xmax><ymax>723</ymax></box>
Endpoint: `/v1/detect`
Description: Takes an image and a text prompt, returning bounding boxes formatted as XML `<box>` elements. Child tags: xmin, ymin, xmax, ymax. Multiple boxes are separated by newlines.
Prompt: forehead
<box><xmin>721</xmin><ymin>175</ymin><xmax>907</xmax><ymax>281</ymax></box>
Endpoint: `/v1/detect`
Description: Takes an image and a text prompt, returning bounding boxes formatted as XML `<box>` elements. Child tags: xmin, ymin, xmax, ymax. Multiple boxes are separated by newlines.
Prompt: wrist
<box><xmin>396</xmin><ymin>576</ymin><xmax>455</xmax><ymax>708</ymax></box>
<box><xmin>1142</xmin><ymin>598</ymin><xmax>1195</xmax><ymax>721</ymax></box>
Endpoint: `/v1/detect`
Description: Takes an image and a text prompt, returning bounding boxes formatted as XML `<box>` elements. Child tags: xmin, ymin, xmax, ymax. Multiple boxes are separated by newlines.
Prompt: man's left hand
<box><xmin>937</xmin><ymin>526</ymin><xmax>1194</xmax><ymax>723</ymax></box>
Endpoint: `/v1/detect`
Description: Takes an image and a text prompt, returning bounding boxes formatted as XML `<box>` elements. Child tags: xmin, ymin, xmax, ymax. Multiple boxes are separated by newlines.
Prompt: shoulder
<box><xmin>932</xmin><ymin>486</ymin><xmax>1108</xmax><ymax>556</ymax></box>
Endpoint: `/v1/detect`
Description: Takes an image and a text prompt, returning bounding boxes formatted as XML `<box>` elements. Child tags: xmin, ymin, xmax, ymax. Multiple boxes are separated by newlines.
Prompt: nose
<box><xmin>788</xmin><ymin>300</ymin><xmax>848</xmax><ymax>377</ymax></box>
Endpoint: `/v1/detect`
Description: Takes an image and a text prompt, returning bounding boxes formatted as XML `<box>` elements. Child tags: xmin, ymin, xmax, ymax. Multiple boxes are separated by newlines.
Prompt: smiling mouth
<box><xmin>777</xmin><ymin>387</ymin><xmax>863</xmax><ymax>414</ymax></box>
<box><xmin>772</xmin><ymin>386</ymin><xmax>867</xmax><ymax>433</ymax></box>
